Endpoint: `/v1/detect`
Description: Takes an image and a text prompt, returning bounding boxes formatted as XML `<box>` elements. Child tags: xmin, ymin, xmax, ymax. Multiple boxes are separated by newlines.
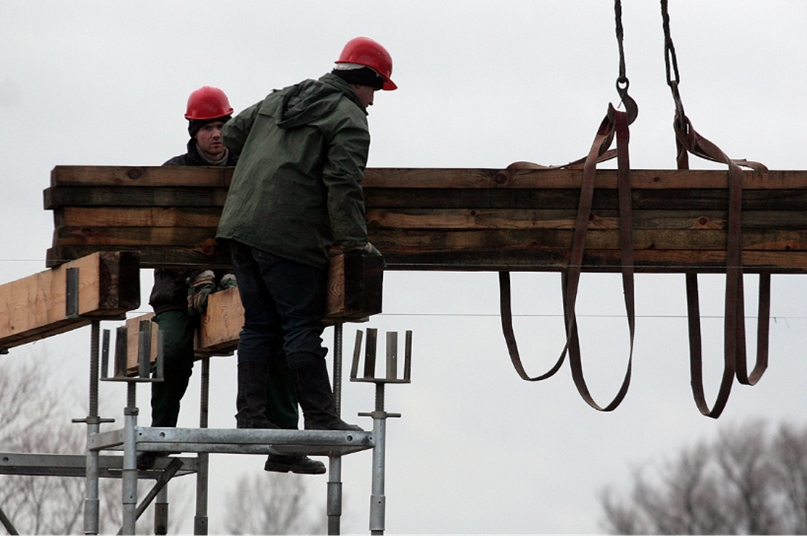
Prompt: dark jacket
<box><xmin>148</xmin><ymin>140</ymin><xmax>238</xmax><ymax>314</ymax></box>
<box><xmin>216</xmin><ymin>73</ymin><xmax>371</xmax><ymax>270</ymax></box>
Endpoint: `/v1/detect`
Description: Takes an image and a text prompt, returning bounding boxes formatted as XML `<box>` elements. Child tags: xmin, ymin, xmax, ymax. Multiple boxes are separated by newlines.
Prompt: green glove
<box><xmin>217</xmin><ymin>272</ymin><xmax>237</xmax><ymax>291</ymax></box>
<box><xmin>187</xmin><ymin>270</ymin><xmax>216</xmax><ymax>316</ymax></box>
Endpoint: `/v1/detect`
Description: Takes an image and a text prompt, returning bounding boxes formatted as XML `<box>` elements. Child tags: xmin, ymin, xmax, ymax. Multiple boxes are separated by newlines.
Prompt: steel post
<box><xmin>154</xmin><ymin>484</ymin><xmax>168</xmax><ymax>535</ymax></box>
<box><xmin>195</xmin><ymin>356</ymin><xmax>210</xmax><ymax>535</ymax></box>
<box><xmin>327</xmin><ymin>455</ymin><xmax>343</xmax><ymax>535</ymax></box>
<box><xmin>328</xmin><ymin>323</ymin><xmax>344</xmax><ymax>535</ymax></box>
<box><xmin>84</xmin><ymin>320</ymin><xmax>101</xmax><ymax>535</ymax></box>
<box><xmin>121</xmin><ymin>383</ymin><xmax>138</xmax><ymax>535</ymax></box>
<box><xmin>369</xmin><ymin>385</ymin><xmax>386</xmax><ymax>536</ymax></box>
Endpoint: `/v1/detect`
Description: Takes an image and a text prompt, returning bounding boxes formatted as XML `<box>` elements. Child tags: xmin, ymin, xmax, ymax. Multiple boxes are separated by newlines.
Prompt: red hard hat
<box><xmin>185</xmin><ymin>86</ymin><xmax>234</xmax><ymax>120</ymax></box>
<box><xmin>336</xmin><ymin>37</ymin><xmax>397</xmax><ymax>91</ymax></box>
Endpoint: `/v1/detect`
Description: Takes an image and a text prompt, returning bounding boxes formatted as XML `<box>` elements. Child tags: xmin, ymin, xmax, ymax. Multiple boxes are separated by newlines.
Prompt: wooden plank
<box><xmin>124</xmin><ymin>313</ymin><xmax>157</xmax><ymax>375</ymax></box>
<box><xmin>47</xmin><ymin>244</ymin><xmax>230</xmax><ymax>270</ymax></box>
<box><xmin>53</xmin><ymin>226</ymin><xmax>219</xmax><ymax>246</ymax></box>
<box><xmin>195</xmin><ymin>287</ymin><xmax>243</xmax><ymax>354</ymax></box>
<box><xmin>368</xmin><ymin>208</ymin><xmax>807</xmax><ymax>231</ymax></box>
<box><xmin>51</xmin><ymin>165</ymin><xmax>231</xmax><ymax>187</ymax></box>
<box><xmin>45</xmin><ymin>232</ymin><xmax>807</xmax><ymax>273</ymax></box>
<box><xmin>370</xmin><ymin>228</ymin><xmax>807</xmax><ymax>252</ymax></box>
<box><xmin>325</xmin><ymin>252</ymin><xmax>384</xmax><ymax>321</ymax></box>
<box><xmin>54</xmin><ymin>207</ymin><xmax>223</xmax><ymax>228</ymax></box>
<box><xmin>43</xmin><ymin>186</ymin><xmax>228</xmax><ymax>209</ymax></box>
<box><xmin>377</xmin><ymin>248</ymin><xmax>807</xmax><ymax>274</ymax></box>
<box><xmin>365</xmin><ymin>188</ymin><xmax>807</xmax><ymax>211</ymax></box>
<box><xmin>194</xmin><ymin>254</ymin><xmax>383</xmax><ymax>354</ymax></box>
<box><xmin>43</xmin><ymin>184</ymin><xmax>807</xmax><ymax>212</ymax></box>
<box><xmin>51</xmin><ymin>165</ymin><xmax>807</xmax><ymax>190</ymax></box>
<box><xmin>366</xmin><ymin>168</ymin><xmax>802</xmax><ymax>190</ymax></box>
<box><xmin>42</xmin><ymin>166</ymin><xmax>807</xmax><ymax>273</ymax></box>
<box><xmin>0</xmin><ymin>252</ymin><xmax>140</xmax><ymax>350</ymax></box>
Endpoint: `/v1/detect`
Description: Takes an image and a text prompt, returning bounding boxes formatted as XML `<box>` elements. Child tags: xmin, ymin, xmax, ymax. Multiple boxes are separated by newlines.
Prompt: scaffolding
<box><xmin>0</xmin><ymin>272</ymin><xmax>411</xmax><ymax>535</ymax></box>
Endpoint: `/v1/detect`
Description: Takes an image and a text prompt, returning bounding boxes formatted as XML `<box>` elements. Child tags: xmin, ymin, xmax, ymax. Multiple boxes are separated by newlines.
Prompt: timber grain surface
<box><xmin>44</xmin><ymin>166</ymin><xmax>807</xmax><ymax>273</ymax></box>
<box><xmin>0</xmin><ymin>251</ymin><xmax>140</xmax><ymax>350</ymax></box>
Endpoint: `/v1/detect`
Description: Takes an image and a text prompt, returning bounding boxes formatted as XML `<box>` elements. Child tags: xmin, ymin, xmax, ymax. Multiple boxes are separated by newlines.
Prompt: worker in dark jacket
<box><xmin>139</xmin><ymin>86</ymin><xmax>311</xmax><ymax>473</ymax></box>
<box><xmin>216</xmin><ymin>38</ymin><xmax>395</xmax><ymax>474</ymax></box>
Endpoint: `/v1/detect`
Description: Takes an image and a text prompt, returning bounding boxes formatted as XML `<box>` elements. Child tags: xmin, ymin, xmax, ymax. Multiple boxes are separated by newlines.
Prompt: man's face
<box><xmin>195</xmin><ymin>121</ymin><xmax>226</xmax><ymax>160</ymax></box>
<box><xmin>351</xmin><ymin>84</ymin><xmax>377</xmax><ymax>108</ymax></box>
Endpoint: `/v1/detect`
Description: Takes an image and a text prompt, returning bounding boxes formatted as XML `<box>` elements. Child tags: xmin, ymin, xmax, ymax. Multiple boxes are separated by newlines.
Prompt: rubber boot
<box><xmin>235</xmin><ymin>361</ymin><xmax>278</xmax><ymax>429</ymax></box>
<box><xmin>291</xmin><ymin>359</ymin><xmax>363</xmax><ymax>431</ymax></box>
<box><xmin>237</xmin><ymin>362</ymin><xmax>324</xmax><ymax>473</ymax></box>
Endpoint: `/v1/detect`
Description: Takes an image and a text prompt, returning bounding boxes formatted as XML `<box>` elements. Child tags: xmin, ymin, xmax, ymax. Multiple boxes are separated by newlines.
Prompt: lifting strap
<box><xmin>499</xmin><ymin>0</ymin><xmax>637</xmax><ymax>412</ymax></box>
<box><xmin>499</xmin><ymin>105</ymin><xmax>635</xmax><ymax>411</ymax></box>
<box><xmin>499</xmin><ymin>1</ymin><xmax>772</xmax><ymax>417</ymax></box>
<box><xmin>675</xmin><ymin>115</ymin><xmax>770</xmax><ymax>418</ymax></box>
<box><xmin>662</xmin><ymin>0</ymin><xmax>770</xmax><ymax>418</ymax></box>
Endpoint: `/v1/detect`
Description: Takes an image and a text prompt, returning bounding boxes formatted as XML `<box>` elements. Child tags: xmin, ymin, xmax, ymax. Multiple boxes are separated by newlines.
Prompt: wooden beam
<box><xmin>194</xmin><ymin>287</ymin><xmax>242</xmax><ymax>354</ymax></box>
<box><xmin>53</xmin><ymin>206</ymin><xmax>223</xmax><ymax>228</ymax></box>
<box><xmin>123</xmin><ymin>313</ymin><xmax>157</xmax><ymax>375</ymax></box>
<box><xmin>51</xmin><ymin>165</ymin><xmax>231</xmax><ymax>187</ymax></box>
<box><xmin>0</xmin><ymin>252</ymin><xmax>140</xmax><ymax>351</ymax></box>
<box><xmin>44</xmin><ymin>166</ymin><xmax>807</xmax><ymax>273</ymax></box>
<box><xmin>49</xmin><ymin>165</ymin><xmax>807</xmax><ymax>190</ymax></box>
<box><xmin>117</xmin><ymin>254</ymin><xmax>381</xmax><ymax>366</ymax></box>
<box><xmin>324</xmin><ymin>252</ymin><xmax>384</xmax><ymax>321</ymax></box>
<box><xmin>44</xmin><ymin>186</ymin><xmax>228</xmax><ymax>208</ymax></box>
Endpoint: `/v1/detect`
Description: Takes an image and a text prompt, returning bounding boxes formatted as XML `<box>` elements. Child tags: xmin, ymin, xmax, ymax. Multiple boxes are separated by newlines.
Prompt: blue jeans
<box><xmin>229</xmin><ymin>240</ymin><xmax>328</xmax><ymax>369</ymax></box>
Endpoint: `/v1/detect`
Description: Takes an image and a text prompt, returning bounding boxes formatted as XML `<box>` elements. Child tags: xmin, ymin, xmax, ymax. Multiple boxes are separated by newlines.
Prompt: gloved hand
<box><xmin>217</xmin><ymin>272</ymin><xmax>237</xmax><ymax>291</ymax></box>
<box><xmin>187</xmin><ymin>270</ymin><xmax>216</xmax><ymax>316</ymax></box>
<box><xmin>346</xmin><ymin>242</ymin><xmax>382</xmax><ymax>257</ymax></box>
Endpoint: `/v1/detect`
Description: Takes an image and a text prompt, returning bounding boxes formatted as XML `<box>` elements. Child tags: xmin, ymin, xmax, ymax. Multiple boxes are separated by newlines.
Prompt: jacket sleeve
<box><xmin>221</xmin><ymin>100</ymin><xmax>263</xmax><ymax>154</ymax></box>
<box><xmin>322</xmin><ymin>107</ymin><xmax>372</xmax><ymax>248</ymax></box>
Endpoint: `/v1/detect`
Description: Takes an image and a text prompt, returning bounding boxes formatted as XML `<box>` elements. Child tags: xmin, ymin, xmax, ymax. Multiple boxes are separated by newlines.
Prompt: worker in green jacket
<box><xmin>216</xmin><ymin>37</ymin><xmax>395</xmax><ymax>474</ymax></box>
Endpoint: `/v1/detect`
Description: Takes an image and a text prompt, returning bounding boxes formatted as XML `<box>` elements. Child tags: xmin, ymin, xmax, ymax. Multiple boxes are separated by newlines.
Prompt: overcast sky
<box><xmin>2</xmin><ymin>1</ymin><xmax>807</xmax><ymax>534</ymax></box>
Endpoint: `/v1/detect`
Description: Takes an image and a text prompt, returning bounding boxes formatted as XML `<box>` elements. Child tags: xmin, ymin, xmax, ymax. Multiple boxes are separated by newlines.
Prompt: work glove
<box><xmin>217</xmin><ymin>272</ymin><xmax>237</xmax><ymax>291</ymax></box>
<box><xmin>187</xmin><ymin>270</ymin><xmax>216</xmax><ymax>316</ymax></box>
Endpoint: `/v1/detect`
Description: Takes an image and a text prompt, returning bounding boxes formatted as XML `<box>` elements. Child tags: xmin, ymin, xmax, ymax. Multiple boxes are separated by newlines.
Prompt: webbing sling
<box><xmin>499</xmin><ymin>106</ymin><xmax>635</xmax><ymax>411</ymax></box>
<box><xmin>674</xmin><ymin>115</ymin><xmax>770</xmax><ymax>418</ymax></box>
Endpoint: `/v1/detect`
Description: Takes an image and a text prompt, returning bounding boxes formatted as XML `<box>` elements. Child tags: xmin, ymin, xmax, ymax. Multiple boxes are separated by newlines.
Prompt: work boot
<box><xmin>291</xmin><ymin>360</ymin><xmax>363</xmax><ymax>431</ymax></box>
<box><xmin>264</xmin><ymin>454</ymin><xmax>326</xmax><ymax>475</ymax></box>
<box><xmin>235</xmin><ymin>361</ymin><xmax>279</xmax><ymax>429</ymax></box>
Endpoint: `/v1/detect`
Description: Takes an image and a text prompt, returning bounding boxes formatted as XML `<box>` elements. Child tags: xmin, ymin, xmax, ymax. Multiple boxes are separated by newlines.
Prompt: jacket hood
<box><xmin>276</xmin><ymin>74</ymin><xmax>365</xmax><ymax>129</ymax></box>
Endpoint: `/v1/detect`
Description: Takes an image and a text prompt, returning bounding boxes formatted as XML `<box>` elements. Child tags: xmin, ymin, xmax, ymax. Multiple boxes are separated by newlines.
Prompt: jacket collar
<box><xmin>319</xmin><ymin>72</ymin><xmax>367</xmax><ymax>114</ymax></box>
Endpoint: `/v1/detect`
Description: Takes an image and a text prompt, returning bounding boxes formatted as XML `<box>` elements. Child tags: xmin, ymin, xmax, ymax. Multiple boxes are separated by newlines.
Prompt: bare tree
<box><xmin>221</xmin><ymin>472</ymin><xmax>327</xmax><ymax>535</ymax></box>
<box><xmin>599</xmin><ymin>419</ymin><xmax>807</xmax><ymax>534</ymax></box>
<box><xmin>0</xmin><ymin>353</ymin><xmax>191</xmax><ymax>535</ymax></box>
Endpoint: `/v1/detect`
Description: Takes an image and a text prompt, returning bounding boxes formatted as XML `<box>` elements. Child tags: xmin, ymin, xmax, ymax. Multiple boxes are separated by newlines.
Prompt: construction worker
<box><xmin>138</xmin><ymin>86</ymin><xmax>316</xmax><ymax>473</ymax></box>
<box><xmin>216</xmin><ymin>37</ymin><xmax>395</xmax><ymax>471</ymax></box>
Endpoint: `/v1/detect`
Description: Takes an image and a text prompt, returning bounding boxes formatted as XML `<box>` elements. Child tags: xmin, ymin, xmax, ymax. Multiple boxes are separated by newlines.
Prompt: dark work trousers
<box><xmin>229</xmin><ymin>240</ymin><xmax>329</xmax><ymax>427</ymax></box>
<box><xmin>150</xmin><ymin>310</ymin><xmax>198</xmax><ymax>427</ymax></box>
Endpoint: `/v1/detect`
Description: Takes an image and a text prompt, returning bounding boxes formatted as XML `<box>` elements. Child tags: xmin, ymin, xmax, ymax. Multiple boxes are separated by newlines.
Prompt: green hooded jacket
<box><xmin>216</xmin><ymin>73</ymin><xmax>371</xmax><ymax>270</ymax></box>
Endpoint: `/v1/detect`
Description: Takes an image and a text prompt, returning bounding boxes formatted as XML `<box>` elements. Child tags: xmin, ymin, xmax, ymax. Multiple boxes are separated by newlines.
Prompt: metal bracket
<box><xmin>101</xmin><ymin>321</ymin><xmax>164</xmax><ymax>383</ymax></box>
<box><xmin>350</xmin><ymin>328</ymin><xmax>412</xmax><ymax>384</ymax></box>
<box><xmin>66</xmin><ymin>267</ymin><xmax>79</xmax><ymax>319</ymax></box>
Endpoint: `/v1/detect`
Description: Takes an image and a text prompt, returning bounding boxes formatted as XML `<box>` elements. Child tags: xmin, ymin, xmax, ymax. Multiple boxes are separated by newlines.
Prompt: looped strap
<box><xmin>675</xmin><ymin>116</ymin><xmax>770</xmax><ymax>418</ymax></box>
<box><xmin>499</xmin><ymin>105</ymin><xmax>635</xmax><ymax>412</ymax></box>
